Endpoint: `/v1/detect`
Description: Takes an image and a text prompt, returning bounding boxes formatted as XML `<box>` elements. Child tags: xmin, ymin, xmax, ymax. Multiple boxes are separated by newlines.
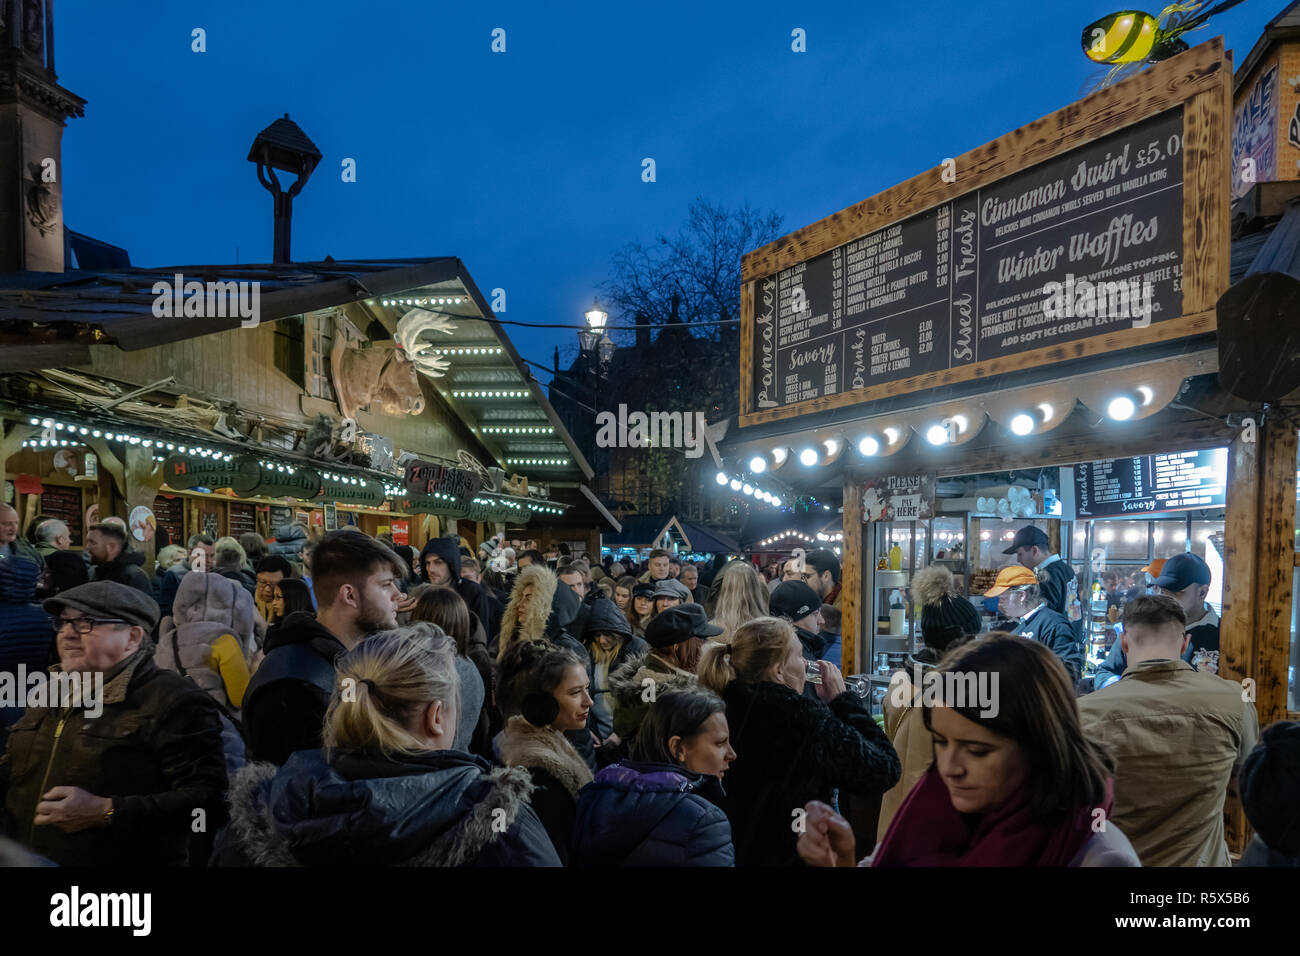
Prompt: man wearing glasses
<box><xmin>0</xmin><ymin>581</ymin><xmax>227</xmax><ymax>866</ymax></box>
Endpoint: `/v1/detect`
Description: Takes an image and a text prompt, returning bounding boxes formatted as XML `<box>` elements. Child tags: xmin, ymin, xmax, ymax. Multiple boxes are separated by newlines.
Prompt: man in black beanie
<box><xmin>1239</xmin><ymin>719</ymin><xmax>1300</xmax><ymax>867</ymax></box>
<box><xmin>770</xmin><ymin>580</ymin><xmax>826</xmax><ymax>661</ymax></box>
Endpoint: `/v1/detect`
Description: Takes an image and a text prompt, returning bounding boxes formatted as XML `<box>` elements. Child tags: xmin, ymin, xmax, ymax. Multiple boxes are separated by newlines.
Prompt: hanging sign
<box><xmin>740</xmin><ymin>40</ymin><xmax>1229</xmax><ymax>427</ymax></box>
<box><xmin>861</xmin><ymin>474</ymin><xmax>936</xmax><ymax>522</ymax></box>
<box><xmin>397</xmin><ymin>493</ymin><xmax>468</xmax><ymax>519</ymax></box>
<box><xmin>163</xmin><ymin>454</ymin><xmax>260</xmax><ymax>495</ymax></box>
<box><xmin>254</xmin><ymin>463</ymin><xmax>322</xmax><ymax>500</ymax></box>
<box><xmin>404</xmin><ymin>459</ymin><xmax>483</xmax><ymax>508</ymax></box>
<box><xmin>314</xmin><ymin>476</ymin><xmax>385</xmax><ymax>507</ymax></box>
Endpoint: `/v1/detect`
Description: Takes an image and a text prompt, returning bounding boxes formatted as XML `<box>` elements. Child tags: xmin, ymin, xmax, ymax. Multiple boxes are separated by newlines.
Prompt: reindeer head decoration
<box><xmin>395</xmin><ymin>308</ymin><xmax>457</xmax><ymax>379</ymax></box>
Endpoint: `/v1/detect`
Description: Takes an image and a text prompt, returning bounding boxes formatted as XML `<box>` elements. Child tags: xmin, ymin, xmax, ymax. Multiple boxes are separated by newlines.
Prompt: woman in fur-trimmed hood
<box><xmin>210</xmin><ymin>623</ymin><xmax>560</xmax><ymax>867</ymax></box>
<box><xmin>496</xmin><ymin>639</ymin><xmax>595</xmax><ymax>864</ymax></box>
<box><xmin>496</xmin><ymin>563</ymin><xmax>558</xmax><ymax>663</ymax></box>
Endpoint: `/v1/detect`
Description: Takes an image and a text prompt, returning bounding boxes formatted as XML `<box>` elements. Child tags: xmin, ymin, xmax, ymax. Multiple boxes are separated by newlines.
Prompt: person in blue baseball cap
<box><xmin>1093</xmin><ymin>552</ymin><xmax>1217</xmax><ymax>690</ymax></box>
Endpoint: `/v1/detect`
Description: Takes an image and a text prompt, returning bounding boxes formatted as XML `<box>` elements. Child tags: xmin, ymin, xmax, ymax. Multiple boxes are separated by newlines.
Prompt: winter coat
<box><xmin>609</xmin><ymin>650</ymin><xmax>698</xmax><ymax>747</ymax></box>
<box><xmin>497</xmin><ymin>715</ymin><xmax>593</xmax><ymax>864</ymax></box>
<box><xmin>454</xmin><ymin>656</ymin><xmax>485</xmax><ymax>754</ymax></box>
<box><xmin>267</xmin><ymin>523</ymin><xmax>308</xmax><ymax>559</ymax></box>
<box><xmin>0</xmin><ymin>643</ymin><xmax>228</xmax><ymax>866</ymax></box>
<box><xmin>212</xmin><ymin>748</ymin><xmax>560</xmax><ymax>866</ymax></box>
<box><xmin>1239</xmin><ymin>834</ymin><xmax>1300</xmax><ymax>867</ymax></box>
<box><xmin>240</xmin><ymin>611</ymin><xmax>345</xmax><ymax>765</ymax></box>
<box><xmin>877</xmin><ymin>656</ymin><xmax>937</xmax><ymax>842</ymax></box>
<box><xmin>90</xmin><ymin>550</ymin><xmax>154</xmax><ymax>599</ymax></box>
<box><xmin>216</xmin><ymin>565</ymin><xmax>257</xmax><ymax>599</ymax></box>
<box><xmin>721</xmin><ymin>678</ymin><xmax>901</xmax><ymax>866</ymax></box>
<box><xmin>1010</xmin><ymin>605</ymin><xmax>1084</xmax><ymax>685</ymax></box>
<box><xmin>497</xmin><ymin>563</ymin><xmax>557</xmax><ymax>662</ymax></box>
<box><xmin>156</xmin><ymin>571</ymin><xmax>257</xmax><ymax>710</ymax></box>
<box><xmin>420</xmin><ymin>537</ymin><xmax>503</xmax><ymax>646</ymax></box>
<box><xmin>1077</xmin><ymin>658</ymin><xmax>1259</xmax><ymax>867</ymax></box>
<box><xmin>0</xmin><ymin>558</ymin><xmax>53</xmax><ymax>734</ymax></box>
<box><xmin>571</xmin><ymin>760</ymin><xmax>734</xmax><ymax>867</ymax></box>
<box><xmin>585</xmin><ymin>616</ymin><xmax>649</xmax><ymax>742</ymax></box>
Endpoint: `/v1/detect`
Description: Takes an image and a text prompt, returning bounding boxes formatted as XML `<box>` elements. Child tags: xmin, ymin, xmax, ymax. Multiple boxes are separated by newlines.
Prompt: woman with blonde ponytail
<box><xmin>213</xmin><ymin>623</ymin><xmax>560</xmax><ymax>867</ymax></box>
<box><xmin>702</xmin><ymin>617</ymin><xmax>901</xmax><ymax>866</ymax></box>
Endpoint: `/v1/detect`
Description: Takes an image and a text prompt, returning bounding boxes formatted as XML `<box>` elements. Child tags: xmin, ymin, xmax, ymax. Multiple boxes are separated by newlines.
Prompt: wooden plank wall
<box><xmin>841</xmin><ymin>471</ymin><xmax>862</xmax><ymax>676</ymax></box>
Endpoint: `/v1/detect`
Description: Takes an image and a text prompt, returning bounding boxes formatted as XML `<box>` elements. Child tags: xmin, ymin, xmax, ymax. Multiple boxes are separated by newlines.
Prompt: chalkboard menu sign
<box><xmin>751</xmin><ymin>108</ymin><xmax>1185</xmax><ymax>413</ymax></box>
<box><xmin>154</xmin><ymin>495</ymin><xmax>184</xmax><ymax>546</ymax></box>
<box><xmin>40</xmin><ymin>485</ymin><xmax>83</xmax><ymax>546</ymax></box>
<box><xmin>229</xmin><ymin>501</ymin><xmax>257</xmax><ymax>537</ymax></box>
<box><xmin>1075</xmin><ymin>447</ymin><xmax>1227</xmax><ymax>517</ymax></box>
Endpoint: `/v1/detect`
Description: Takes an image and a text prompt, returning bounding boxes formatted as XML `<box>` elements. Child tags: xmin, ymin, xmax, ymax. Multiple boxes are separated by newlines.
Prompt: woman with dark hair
<box><xmin>798</xmin><ymin>635</ymin><xmax>1139</xmax><ymax>867</ymax></box>
<box><xmin>629</xmin><ymin>582</ymin><xmax>655</xmax><ymax>639</ymax></box>
<box><xmin>270</xmin><ymin>578</ymin><xmax>314</xmax><ymax>624</ymax></box>
<box><xmin>697</xmin><ymin>616</ymin><xmax>900</xmax><ymax>867</ymax></box>
<box><xmin>877</xmin><ymin>565</ymin><xmax>982</xmax><ymax>840</ymax></box>
<box><xmin>497</xmin><ymin>640</ymin><xmax>594</xmax><ymax>864</ymax></box>
<box><xmin>571</xmin><ymin>688</ymin><xmax>736</xmax><ymax>866</ymax></box>
<box><xmin>410</xmin><ymin>587</ymin><xmax>497</xmax><ymax>757</ymax></box>
<box><xmin>213</xmin><ymin>624</ymin><xmax>560</xmax><ymax>866</ymax></box>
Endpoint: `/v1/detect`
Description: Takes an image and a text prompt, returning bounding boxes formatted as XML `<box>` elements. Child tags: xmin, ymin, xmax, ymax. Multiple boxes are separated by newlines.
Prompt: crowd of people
<box><xmin>0</xmin><ymin>503</ymin><xmax>1294</xmax><ymax>868</ymax></box>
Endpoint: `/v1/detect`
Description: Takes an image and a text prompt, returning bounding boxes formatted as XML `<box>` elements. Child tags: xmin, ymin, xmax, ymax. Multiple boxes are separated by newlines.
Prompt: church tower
<box><xmin>0</xmin><ymin>0</ymin><xmax>84</xmax><ymax>272</ymax></box>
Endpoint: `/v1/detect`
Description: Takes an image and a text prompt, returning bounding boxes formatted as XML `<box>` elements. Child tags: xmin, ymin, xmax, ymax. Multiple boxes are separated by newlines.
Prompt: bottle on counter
<box><xmin>888</xmin><ymin>541</ymin><xmax>903</xmax><ymax>571</ymax></box>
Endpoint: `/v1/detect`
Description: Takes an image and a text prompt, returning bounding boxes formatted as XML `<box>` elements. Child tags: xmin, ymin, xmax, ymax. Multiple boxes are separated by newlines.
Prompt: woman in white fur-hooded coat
<box><xmin>157</xmin><ymin>570</ymin><xmax>260</xmax><ymax>712</ymax></box>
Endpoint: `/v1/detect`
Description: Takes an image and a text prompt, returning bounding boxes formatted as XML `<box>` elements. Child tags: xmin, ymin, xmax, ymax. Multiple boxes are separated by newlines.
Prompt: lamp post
<box><xmin>580</xmin><ymin>297</ymin><xmax>607</xmax><ymax>353</ymax></box>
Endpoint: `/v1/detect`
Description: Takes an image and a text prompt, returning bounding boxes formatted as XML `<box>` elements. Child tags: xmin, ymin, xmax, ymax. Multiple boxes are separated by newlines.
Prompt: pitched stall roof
<box><xmin>0</xmin><ymin>256</ymin><xmax>619</xmax><ymax>529</ymax></box>
<box><xmin>603</xmin><ymin>514</ymin><xmax>738</xmax><ymax>553</ymax></box>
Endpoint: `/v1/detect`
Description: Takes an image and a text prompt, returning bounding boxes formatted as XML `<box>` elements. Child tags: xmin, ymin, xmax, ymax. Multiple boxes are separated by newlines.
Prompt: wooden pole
<box><xmin>842</xmin><ymin>471</ymin><xmax>862</xmax><ymax>676</ymax></box>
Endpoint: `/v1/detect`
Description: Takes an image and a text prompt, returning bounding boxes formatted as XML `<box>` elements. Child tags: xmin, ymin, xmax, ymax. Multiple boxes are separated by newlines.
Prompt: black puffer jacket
<box><xmin>241</xmin><ymin>612</ymin><xmax>344</xmax><ymax>765</ymax></box>
<box><xmin>211</xmin><ymin>748</ymin><xmax>559</xmax><ymax>866</ymax></box>
<box><xmin>721</xmin><ymin>679</ymin><xmax>901</xmax><ymax>867</ymax></box>
<box><xmin>571</xmin><ymin>760</ymin><xmax>734</xmax><ymax>866</ymax></box>
<box><xmin>91</xmin><ymin>550</ymin><xmax>154</xmax><ymax>599</ymax></box>
<box><xmin>0</xmin><ymin>644</ymin><xmax>228</xmax><ymax>866</ymax></box>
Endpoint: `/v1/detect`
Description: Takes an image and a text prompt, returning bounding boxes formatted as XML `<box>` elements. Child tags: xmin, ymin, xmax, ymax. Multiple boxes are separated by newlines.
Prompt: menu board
<box><xmin>1075</xmin><ymin>448</ymin><xmax>1227</xmax><ymax>517</ymax></box>
<box><xmin>751</xmin><ymin>108</ymin><xmax>1185</xmax><ymax>413</ymax></box>
<box><xmin>228</xmin><ymin>501</ymin><xmax>257</xmax><ymax>537</ymax></box>
<box><xmin>39</xmin><ymin>485</ymin><xmax>83</xmax><ymax>546</ymax></box>
<box><xmin>154</xmin><ymin>495</ymin><xmax>185</xmax><ymax>546</ymax></box>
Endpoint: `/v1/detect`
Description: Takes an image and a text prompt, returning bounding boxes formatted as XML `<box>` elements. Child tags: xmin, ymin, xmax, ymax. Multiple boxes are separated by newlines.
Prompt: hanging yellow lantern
<box><xmin>1082</xmin><ymin>10</ymin><xmax>1159</xmax><ymax>64</ymax></box>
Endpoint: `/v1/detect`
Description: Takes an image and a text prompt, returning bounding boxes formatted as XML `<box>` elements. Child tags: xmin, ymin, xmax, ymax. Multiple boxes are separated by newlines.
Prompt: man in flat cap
<box><xmin>0</xmin><ymin>581</ymin><xmax>227</xmax><ymax>866</ymax></box>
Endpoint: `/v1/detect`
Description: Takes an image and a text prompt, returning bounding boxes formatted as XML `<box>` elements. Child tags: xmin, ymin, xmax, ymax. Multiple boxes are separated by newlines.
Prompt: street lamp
<box><xmin>580</xmin><ymin>297</ymin><xmax>607</xmax><ymax>353</ymax></box>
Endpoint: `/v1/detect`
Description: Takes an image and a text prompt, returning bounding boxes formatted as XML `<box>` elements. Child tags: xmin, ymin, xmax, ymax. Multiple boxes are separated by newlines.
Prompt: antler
<box><xmin>395</xmin><ymin>308</ymin><xmax>457</xmax><ymax>378</ymax></box>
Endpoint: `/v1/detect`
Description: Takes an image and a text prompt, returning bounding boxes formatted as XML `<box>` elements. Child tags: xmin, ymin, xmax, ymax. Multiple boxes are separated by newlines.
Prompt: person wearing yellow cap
<box><xmin>984</xmin><ymin>565</ymin><xmax>1084</xmax><ymax>684</ymax></box>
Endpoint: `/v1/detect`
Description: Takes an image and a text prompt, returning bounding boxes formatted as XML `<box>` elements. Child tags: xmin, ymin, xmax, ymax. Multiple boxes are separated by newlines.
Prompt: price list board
<box><xmin>1075</xmin><ymin>447</ymin><xmax>1227</xmax><ymax>517</ymax></box>
<box><xmin>154</xmin><ymin>495</ymin><xmax>185</xmax><ymax>546</ymax></box>
<box><xmin>740</xmin><ymin>40</ymin><xmax>1229</xmax><ymax>426</ymax></box>
<box><xmin>229</xmin><ymin>501</ymin><xmax>257</xmax><ymax>537</ymax></box>
<box><xmin>40</xmin><ymin>485</ymin><xmax>83</xmax><ymax>546</ymax></box>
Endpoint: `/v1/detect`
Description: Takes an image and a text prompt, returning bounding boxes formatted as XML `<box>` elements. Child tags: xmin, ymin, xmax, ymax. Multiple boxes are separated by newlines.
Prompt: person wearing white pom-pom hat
<box><xmin>1004</xmin><ymin>525</ymin><xmax>1083</xmax><ymax>647</ymax></box>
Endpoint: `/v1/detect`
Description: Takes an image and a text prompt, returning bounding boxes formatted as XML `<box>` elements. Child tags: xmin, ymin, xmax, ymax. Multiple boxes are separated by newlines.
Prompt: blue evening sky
<box><xmin>58</xmin><ymin>0</ymin><xmax>1274</xmax><ymax>379</ymax></box>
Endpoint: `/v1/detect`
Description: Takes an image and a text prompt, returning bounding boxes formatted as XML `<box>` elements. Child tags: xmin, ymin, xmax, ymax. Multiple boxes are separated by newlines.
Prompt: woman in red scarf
<box><xmin>799</xmin><ymin>635</ymin><xmax>1139</xmax><ymax>867</ymax></box>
